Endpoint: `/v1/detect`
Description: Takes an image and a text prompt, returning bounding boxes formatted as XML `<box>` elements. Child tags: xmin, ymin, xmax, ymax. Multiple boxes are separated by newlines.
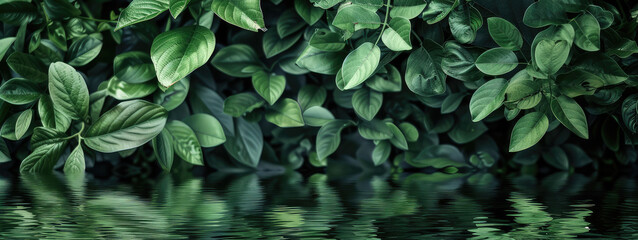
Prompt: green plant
<box><xmin>0</xmin><ymin>0</ymin><xmax>637</xmax><ymax>174</ymax></box>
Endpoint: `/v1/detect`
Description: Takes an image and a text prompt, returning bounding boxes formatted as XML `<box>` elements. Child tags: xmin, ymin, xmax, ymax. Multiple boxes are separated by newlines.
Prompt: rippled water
<box><xmin>1</xmin><ymin>172</ymin><xmax>637</xmax><ymax>239</ymax></box>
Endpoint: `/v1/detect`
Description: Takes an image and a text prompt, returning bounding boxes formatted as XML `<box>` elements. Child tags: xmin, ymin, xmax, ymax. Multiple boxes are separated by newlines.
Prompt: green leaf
<box><xmin>223</xmin><ymin>93</ymin><xmax>265</xmax><ymax>117</ymax></box>
<box><xmin>298</xmin><ymin>85</ymin><xmax>327</xmax><ymax>111</ymax></box>
<box><xmin>0</xmin><ymin>139</ymin><xmax>10</xmax><ymax>163</ymax></box>
<box><xmin>312</xmin><ymin>0</ymin><xmax>342</xmax><ymax>9</ymax></box>
<box><xmin>398</xmin><ymin>122</ymin><xmax>419</xmax><ymax>142</ymax></box>
<box><xmin>0</xmin><ymin>37</ymin><xmax>16</xmax><ymax>60</ymax></box>
<box><xmin>294</xmin><ymin>0</ymin><xmax>324</xmax><ymax>25</ymax></box>
<box><xmin>211</xmin><ymin>44</ymin><xmax>263</xmax><ymax>77</ymax></box>
<box><xmin>6</xmin><ymin>52</ymin><xmax>48</xmax><ymax>83</ymax></box>
<box><xmin>19</xmin><ymin>137</ymin><xmax>68</xmax><ymax>173</ymax></box>
<box><xmin>381</xmin><ymin>17</ymin><xmax>412</xmax><ymax>51</ymax></box>
<box><xmin>67</xmin><ymin>36</ymin><xmax>102</xmax><ymax>67</ymax></box>
<box><xmin>296</xmin><ymin>45</ymin><xmax>346</xmax><ymax>75</ymax></box>
<box><xmin>190</xmin><ymin>86</ymin><xmax>235</xmax><ymax>136</ymax></box>
<box><xmin>107</xmin><ymin>77</ymin><xmax>157</xmax><ymax>100</ymax></box>
<box><xmin>64</xmin><ymin>145</ymin><xmax>85</xmax><ymax>174</ymax></box>
<box><xmin>115</xmin><ymin>0</ymin><xmax>170</xmax><ymax>31</ymax></box>
<box><xmin>587</xmin><ymin>5</ymin><xmax>613</xmax><ymax>29</ymax></box>
<box><xmin>277</xmin><ymin>9</ymin><xmax>305</xmax><ymax>38</ymax></box>
<box><xmin>332</xmin><ymin>4</ymin><xmax>380</xmax><ymax>33</ymax></box>
<box><xmin>113</xmin><ymin>51</ymin><xmax>156</xmax><ymax>84</ymax></box>
<box><xmin>83</xmin><ymin>100</ymin><xmax>168</xmax><ymax>153</ymax></box>
<box><xmin>211</xmin><ymin>0</ymin><xmax>266</xmax><ymax>32</ymax></box>
<box><xmin>0</xmin><ymin>78</ymin><xmax>41</xmax><ymax>105</ymax></box>
<box><xmin>358</xmin><ymin>119</ymin><xmax>393</xmax><ymax>140</ymax></box>
<box><xmin>152</xmin><ymin>128</ymin><xmax>174</xmax><ymax>171</ymax></box>
<box><xmin>523</xmin><ymin>0</ymin><xmax>569</xmax><ymax>28</ymax></box>
<box><xmin>262</xmin><ymin>27</ymin><xmax>302</xmax><ymax>58</ymax></box>
<box><xmin>165</xmin><ymin>120</ymin><xmax>203</xmax><ymax>165</ymax></box>
<box><xmin>372</xmin><ymin>140</ymin><xmax>391</xmax><ymax>166</ymax></box>
<box><xmin>535</xmin><ymin>39</ymin><xmax>570</xmax><ymax>75</ymax></box>
<box><xmin>448</xmin><ymin>4</ymin><xmax>482</xmax><ymax>44</ymax></box>
<box><xmin>151</xmin><ymin>26</ymin><xmax>215</xmax><ymax>87</ymax></box>
<box><xmin>622</xmin><ymin>94</ymin><xmax>638</xmax><ymax>134</ymax></box>
<box><xmin>43</xmin><ymin>0</ymin><xmax>81</xmax><ymax>20</ymax></box>
<box><xmin>387</xmin><ymin>122</ymin><xmax>408</xmax><ymax>150</ymax></box>
<box><xmin>38</xmin><ymin>95</ymin><xmax>71</xmax><ymax>132</ymax></box>
<box><xmin>475</xmin><ymin>48</ymin><xmax>518</xmax><ymax>75</ymax></box>
<box><xmin>309</xmin><ymin>29</ymin><xmax>346</xmax><ymax>52</ymax></box>
<box><xmin>571</xmin><ymin>13</ymin><xmax>600</xmax><ymax>51</ymax></box>
<box><xmin>542</xmin><ymin>146</ymin><xmax>569</xmax><ymax>171</ymax></box>
<box><xmin>223</xmin><ymin>118</ymin><xmax>263</xmax><ymax>168</ymax></box>
<box><xmin>572</xmin><ymin>53</ymin><xmax>627</xmax><ymax>86</ymax></box>
<box><xmin>265</xmin><ymin>98</ymin><xmax>305</xmax><ymax>127</ymax></box>
<box><xmin>441</xmin><ymin>92</ymin><xmax>465</xmax><ymax>114</ymax></box>
<box><xmin>407</xmin><ymin>145</ymin><xmax>467</xmax><ymax>168</ymax></box>
<box><xmin>556</xmin><ymin>69</ymin><xmax>603</xmax><ymax>98</ymax></box>
<box><xmin>509</xmin><ymin>112</ymin><xmax>549</xmax><ymax>152</ymax></box>
<box><xmin>341</xmin><ymin>42</ymin><xmax>380</xmax><ymax>90</ymax></box>
<box><xmin>551</xmin><ymin>95</ymin><xmax>588</xmax><ymax>139</ymax></box>
<box><xmin>470</xmin><ymin>78</ymin><xmax>507</xmax><ymax>122</ymax></box>
<box><xmin>352</xmin><ymin>88</ymin><xmax>382</xmax><ymax>121</ymax></box>
<box><xmin>422</xmin><ymin>0</ymin><xmax>459</xmax><ymax>24</ymax></box>
<box><xmin>48</xmin><ymin>62</ymin><xmax>90</xmax><ymax>120</ymax></box>
<box><xmin>487</xmin><ymin>17</ymin><xmax>523</xmax><ymax>50</ymax></box>
<box><xmin>316</xmin><ymin>120</ymin><xmax>353</xmax><ymax>160</ymax></box>
<box><xmin>391</xmin><ymin>0</ymin><xmax>427</xmax><ymax>19</ymax></box>
<box><xmin>169</xmin><ymin>0</ymin><xmax>190</xmax><ymax>18</ymax></box>
<box><xmin>252</xmin><ymin>71</ymin><xmax>286</xmax><ymax>105</ymax></box>
<box><xmin>154</xmin><ymin>78</ymin><xmax>189</xmax><ymax>111</ymax></box>
<box><xmin>441</xmin><ymin>41</ymin><xmax>483</xmax><ymax>82</ymax></box>
<box><xmin>302</xmin><ymin>106</ymin><xmax>335</xmax><ymax>127</ymax></box>
<box><xmin>0</xmin><ymin>2</ymin><xmax>38</xmax><ymax>25</ymax></box>
<box><xmin>405</xmin><ymin>47</ymin><xmax>446</xmax><ymax>96</ymax></box>
<box><xmin>1</xmin><ymin>110</ymin><xmax>33</xmax><ymax>141</ymax></box>
<box><xmin>448</xmin><ymin>113</ymin><xmax>488</xmax><ymax>144</ymax></box>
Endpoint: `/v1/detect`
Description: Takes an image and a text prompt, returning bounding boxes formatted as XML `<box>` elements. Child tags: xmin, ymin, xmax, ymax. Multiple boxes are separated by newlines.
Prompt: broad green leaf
<box><xmin>294</xmin><ymin>0</ymin><xmax>324</xmax><ymax>25</ymax></box>
<box><xmin>296</xmin><ymin>45</ymin><xmax>346</xmax><ymax>74</ymax></box>
<box><xmin>312</xmin><ymin>0</ymin><xmax>342</xmax><ymax>9</ymax></box>
<box><xmin>405</xmin><ymin>47</ymin><xmax>446</xmax><ymax>96</ymax></box>
<box><xmin>509</xmin><ymin>112</ymin><xmax>548</xmax><ymax>152</ymax></box>
<box><xmin>571</xmin><ymin>13</ymin><xmax>600</xmax><ymax>51</ymax></box>
<box><xmin>151</xmin><ymin>26</ymin><xmax>215</xmax><ymax>87</ymax></box>
<box><xmin>154</xmin><ymin>78</ymin><xmax>189</xmax><ymax>111</ymax></box>
<box><xmin>551</xmin><ymin>95</ymin><xmax>588</xmax><ymax>139</ymax></box>
<box><xmin>316</xmin><ymin>120</ymin><xmax>353</xmax><ymax>160</ymax></box>
<box><xmin>421</xmin><ymin>0</ymin><xmax>458</xmax><ymax>24</ymax></box>
<box><xmin>211</xmin><ymin>44</ymin><xmax>263</xmax><ymax>77</ymax></box>
<box><xmin>391</xmin><ymin>0</ymin><xmax>427</xmax><ymax>19</ymax></box>
<box><xmin>1</xmin><ymin>110</ymin><xmax>33</xmax><ymax>141</ymax></box>
<box><xmin>448</xmin><ymin>113</ymin><xmax>488</xmax><ymax>144</ymax></box>
<box><xmin>262</xmin><ymin>28</ymin><xmax>302</xmax><ymax>58</ymax></box>
<box><xmin>6</xmin><ymin>52</ymin><xmax>48</xmax><ymax>83</ymax></box>
<box><xmin>265</xmin><ymin>98</ymin><xmax>304</xmax><ymax>127</ymax></box>
<box><xmin>211</xmin><ymin>0</ymin><xmax>266</xmax><ymax>31</ymax></box>
<box><xmin>152</xmin><ymin>128</ymin><xmax>174</xmax><ymax>171</ymax></box>
<box><xmin>542</xmin><ymin>146</ymin><xmax>569</xmax><ymax>171</ymax></box>
<box><xmin>399</xmin><ymin>122</ymin><xmax>419</xmax><ymax>142</ymax></box>
<box><xmin>381</xmin><ymin>17</ymin><xmax>412</xmax><ymax>51</ymax></box>
<box><xmin>107</xmin><ymin>77</ymin><xmax>157</xmax><ymax>100</ymax></box>
<box><xmin>169</xmin><ymin>0</ymin><xmax>190</xmax><ymax>18</ymax></box>
<box><xmin>572</xmin><ymin>53</ymin><xmax>627</xmax><ymax>86</ymax></box>
<box><xmin>407</xmin><ymin>145</ymin><xmax>467</xmax><ymax>168</ymax></box>
<box><xmin>341</xmin><ymin>42</ymin><xmax>380</xmax><ymax>90</ymax></box>
<box><xmin>19</xmin><ymin>137</ymin><xmax>68</xmax><ymax>173</ymax></box>
<box><xmin>441</xmin><ymin>93</ymin><xmax>465</xmax><ymax>114</ymax></box>
<box><xmin>366</xmin><ymin>65</ymin><xmax>402</xmax><ymax>92</ymax></box>
<box><xmin>556</xmin><ymin>69</ymin><xmax>603</xmax><ymax>98</ymax></box>
<box><xmin>372</xmin><ymin>140</ymin><xmax>391</xmax><ymax>166</ymax></box>
<box><xmin>0</xmin><ymin>2</ymin><xmax>38</xmax><ymax>25</ymax></box>
<box><xmin>64</xmin><ymin>145</ymin><xmax>85</xmax><ymax>174</ymax></box>
<box><xmin>358</xmin><ymin>119</ymin><xmax>392</xmax><ymax>140</ymax></box>
<box><xmin>448</xmin><ymin>4</ymin><xmax>482</xmax><ymax>44</ymax></box>
<box><xmin>441</xmin><ymin>41</ymin><xmax>483</xmax><ymax>82</ymax></box>
<box><xmin>30</xmin><ymin>127</ymin><xmax>67</xmax><ymax>150</ymax></box>
<box><xmin>0</xmin><ymin>139</ymin><xmax>10</xmax><ymax>163</ymax></box>
<box><xmin>166</xmin><ymin>120</ymin><xmax>203</xmax><ymax>165</ymax></box>
<box><xmin>43</xmin><ymin>0</ymin><xmax>81</xmax><ymax>20</ymax></box>
<box><xmin>83</xmin><ymin>100</ymin><xmax>168</xmax><ymax>153</ymax></box>
<box><xmin>39</xmin><ymin>95</ymin><xmax>71</xmax><ymax>131</ymax></box>
<box><xmin>48</xmin><ymin>62</ymin><xmax>89</xmax><ymax>120</ymax></box>
<box><xmin>252</xmin><ymin>71</ymin><xmax>286</xmax><ymax>105</ymax></box>
<box><xmin>470</xmin><ymin>78</ymin><xmax>507</xmax><ymax>122</ymax></box>
<box><xmin>223</xmin><ymin>93</ymin><xmax>265</xmax><ymax>117</ymax></box>
<box><xmin>190</xmin><ymin>86</ymin><xmax>235</xmax><ymax>136</ymax></box>
<box><xmin>352</xmin><ymin>88</ymin><xmax>382</xmax><ymax>121</ymax></box>
<box><xmin>523</xmin><ymin>0</ymin><xmax>569</xmax><ymax>28</ymax></box>
<box><xmin>67</xmin><ymin>36</ymin><xmax>102</xmax><ymax>67</ymax></box>
<box><xmin>113</xmin><ymin>51</ymin><xmax>156</xmax><ymax>83</ymax></box>
<box><xmin>302</xmin><ymin>106</ymin><xmax>334</xmax><ymax>127</ymax></box>
<box><xmin>47</xmin><ymin>21</ymin><xmax>67</xmax><ymax>51</ymax></box>
<box><xmin>0</xmin><ymin>37</ymin><xmax>16</xmax><ymax>60</ymax></box>
<box><xmin>332</xmin><ymin>4</ymin><xmax>380</xmax><ymax>33</ymax></box>
<box><xmin>530</xmin><ymin>24</ymin><xmax>574</xmax><ymax>72</ymax></box>
<box><xmin>535</xmin><ymin>39</ymin><xmax>570</xmax><ymax>75</ymax></box>
<box><xmin>487</xmin><ymin>17</ymin><xmax>523</xmax><ymax>50</ymax></box>
<box><xmin>223</xmin><ymin>118</ymin><xmax>263</xmax><ymax>168</ymax></box>
<box><xmin>387</xmin><ymin>122</ymin><xmax>408</xmax><ymax>150</ymax></box>
<box><xmin>115</xmin><ymin>0</ymin><xmax>170</xmax><ymax>31</ymax></box>
<box><xmin>277</xmin><ymin>9</ymin><xmax>305</xmax><ymax>38</ymax></box>
<box><xmin>0</xmin><ymin>78</ymin><xmax>41</xmax><ymax>105</ymax></box>
<box><xmin>587</xmin><ymin>5</ymin><xmax>613</xmax><ymax>29</ymax></box>
<box><xmin>475</xmin><ymin>48</ymin><xmax>518</xmax><ymax>75</ymax></box>
<box><xmin>622</xmin><ymin>94</ymin><xmax>638</xmax><ymax>133</ymax></box>
<box><xmin>309</xmin><ymin>29</ymin><xmax>346</xmax><ymax>52</ymax></box>
<box><xmin>298</xmin><ymin>85</ymin><xmax>327</xmax><ymax>110</ymax></box>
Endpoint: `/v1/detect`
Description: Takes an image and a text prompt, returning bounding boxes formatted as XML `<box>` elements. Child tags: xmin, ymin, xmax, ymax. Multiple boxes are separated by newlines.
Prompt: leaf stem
<box><xmin>63</xmin><ymin>122</ymin><xmax>86</xmax><ymax>141</ymax></box>
<box><xmin>374</xmin><ymin>0</ymin><xmax>392</xmax><ymax>46</ymax></box>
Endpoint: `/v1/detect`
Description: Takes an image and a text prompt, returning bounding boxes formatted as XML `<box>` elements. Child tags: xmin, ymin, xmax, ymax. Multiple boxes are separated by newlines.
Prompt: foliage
<box><xmin>0</xmin><ymin>0</ymin><xmax>637</xmax><ymax>174</ymax></box>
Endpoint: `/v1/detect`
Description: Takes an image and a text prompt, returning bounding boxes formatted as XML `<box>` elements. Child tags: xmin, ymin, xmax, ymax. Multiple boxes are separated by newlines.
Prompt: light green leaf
<box><xmin>535</xmin><ymin>39</ymin><xmax>570</xmax><ymax>75</ymax></box>
<box><xmin>475</xmin><ymin>48</ymin><xmax>518</xmax><ymax>75</ymax></box>
<box><xmin>298</xmin><ymin>85</ymin><xmax>327</xmax><ymax>111</ymax></box>
<box><xmin>64</xmin><ymin>145</ymin><xmax>85</xmax><ymax>174</ymax></box>
<box><xmin>487</xmin><ymin>17</ymin><xmax>523</xmax><ymax>50</ymax></box>
<box><xmin>0</xmin><ymin>78</ymin><xmax>41</xmax><ymax>105</ymax></box>
<box><xmin>115</xmin><ymin>0</ymin><xmax>170</xmax><ymax>31</ymax></box>
<box><xmin>107</xmin><ymin>77</ymin><xmax>157</xmax><ymax>100</ymax></box>
<box><xmin>223</xmin><ymin>93</ymin><xmax>265</xmax><ymax>117</ymax></box>
<box><xmin>505</xmin><ymin>71</ymin><xmax>542</xmax><ymax>109</ymax></box>
<box><xmin>387</xmin><ymin>122</ymin><xmax>408</xmax><ymax>150</ymax></box>
<box><xmin>372</xmin><ymin>140</ymin><xmax>391</xmax><ymax>166</ymax></box>
<box><xmin>441</xmin><ymin>41</ymin><xmax>484</xmax><ymax>82</ymax></box>
<box><xmin>421</xmin><ymin>0</ymin><xmax>458</xmax><ymax>24</ymax></box>
<box><xmin>265</xmin><ymin>98</ymin><xmax>305</xmax><ymax>127</ymax></box>
<box><xmin>509</xmin><ymin>112</ymin><xmax>548</xmax><ymax>152</ymax></box>
<box><xmin>366</xmin><ymin>65</ymin><xmax>402</xmax><ymax>92</ymax></box>
<box><xmin>48</xmin><ymin>62</ymin><xmax>89</xmax><ymax>120</ymax></box>
<box><xmin>113</xmin><ymin>51</ymin><xmax>156</xmax><ymax>84</ymax></box>
<box><xmin>470</xmin><ymin>78</ymin><xmax>507</xmax><ymax>122</ymax></box>
<box><xmin>211</xmin><ymin>44</ymin><xmax>263</xmax><ymax>77</ymax></box>
<box><xmin>332</xmin><ymin>4</ymin><xmax>380</xmax><ymax>33</ymax></box>
<box><xmin>309</xmin><ymin>29</ymin><xmax>346</xmax><ymax>52</ymax></box>
<box><xmin>316</xmin><ymin>120</ymin><xmax>353</xmax><ymax>160</ymax></box>
<box><xmin>302</xmin><ymin>106</ymin><xmax>335</xmax><ymax>127</ymax></box>
<box><xmin>0</xmin><ymin>37</ymin><xmax>16</xmax><ymax>60</ymax></box>
<box><xmin>152</xmin><ymin>128</ymin><xmax>174</xmax><ymax>171</ymax></box>
<box><xmin>277</xmin><ymin>9</ymin><xmax>305</xmax><ymax>38</ymax></box>
<box><xmin>151</xmin><ymin>25</ymin><xmax>215</xmax><ymax>87</ymax></box>
<box><xmin>19</xmin><ymin>137</ymin><xmax>68</xmax><ymax>173</ymax></box>
<box><xmin>571</xmin><ymin>13</ymin><xmax>600</xmax><ymax>51</ymax></box>
<box><xmin>405</xmin><ymin>47</ymin><xmax>446</xmax><ymax>96</ymax></box>
<box><xmin>67</xmin><ymin>36</ymin><xmax>103</xmax><ymax>67</ymax></box>
<box><xmin>262</xmin><ymin>27</ymin><xmax>302</xmax><ymax>58</ymax></box>
<box><xmin>408</xmin><ymin>145</ymin><xmax>467</xmax><ymax>168</ymax></box>
<box><xmin>296</xmin><ymin>45</ymin><xmax>346</xmax><ymax>74</ymax></box>
<box><xmin>382</xmin><ymin>17</ymin><xmax>412</xmax><ymax>51</ymax></box>
<box><xmin>211</xmin><ymin>0</ymin><xmax>266</xmax><ymax>32</ymax></box>
<box><xmin>252</xmin><ymin>71</ymin><xmax>285</xmax><ymax>105</ymax></box>
<box><xmin>551</xmin><ymin>95</ymin><xmax>588</xmax><ymax>139</ymax></box>
<box><xmin>358</xmin><ymin>119</ymin><xmax>393</xmax><ymax>140</ymax></box>
<box><xmin>223</xmin><ymin>118</ymin><xmax>263</xmax><ymax>168</ymax></box>
<box><xmin>166</xmin><ymin>120</ymin><xmax>203</xmax><ymax>165</ymax></box>
<box><xmin>398</xmin><ymin>122</ymin><xmax>419</xmax><ymax>142</ymax></box>
<box><xmin>352</xmin><ymin>88</ymin><xmax>382</xmax><ymax>121</ymax></box>
<box><xmin>154</xmin><ymin>78</ymin><xmax>189</xmax><ymax>111</ymax></box>
<box><xmin>390</xmin><ymin>0</ymin><xmax>427</xmax><ymax>19</ymax></box>
<box><xmin>341</xmin><ymin>42</ymin><xmax>380</xmax><ymax>90</ymax></box>
<box><xmin>83</xmin><ymin>100</ymin><xmax>168</xmax><ymax>153</ymax></box>
<box><xmin>294</xmin><ymin>0</ymin><xmax>323</xmax><ymax>25</ymax></box>
<box><xmin>169</xmin><ymin>0</ymin><xmax>190</xmax><ymax>18</ymax></box>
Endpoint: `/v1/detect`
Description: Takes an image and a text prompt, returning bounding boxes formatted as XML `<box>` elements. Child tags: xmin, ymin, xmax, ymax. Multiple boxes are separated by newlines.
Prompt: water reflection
<box><xmin>0</xmin><ymin>172</ymin><xmax>637</xmax><ymax>238</ymax></box>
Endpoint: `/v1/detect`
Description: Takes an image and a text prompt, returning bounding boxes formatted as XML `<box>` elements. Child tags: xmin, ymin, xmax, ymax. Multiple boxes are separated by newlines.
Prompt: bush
<box><xmin>0</xmin><ymin>0</ymin><xmax>637</xmax><ymax>174</ymax></box>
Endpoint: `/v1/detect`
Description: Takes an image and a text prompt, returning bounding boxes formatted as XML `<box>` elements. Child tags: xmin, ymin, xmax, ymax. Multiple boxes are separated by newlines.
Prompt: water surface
<box><xmin>1</xmin><ymin>172</ymin><xmax>637</xmax><ymax>239</ymax></box>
